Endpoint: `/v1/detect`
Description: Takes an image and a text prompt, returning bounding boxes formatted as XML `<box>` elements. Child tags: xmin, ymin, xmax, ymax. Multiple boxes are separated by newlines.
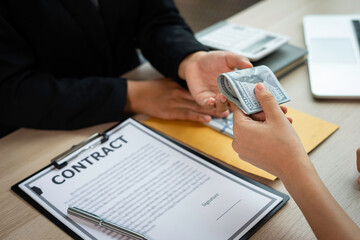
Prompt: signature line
<box><xmin>216</xmin><ymin>199</ymin><xmax>242</xmax><ymax>221</ymax></box>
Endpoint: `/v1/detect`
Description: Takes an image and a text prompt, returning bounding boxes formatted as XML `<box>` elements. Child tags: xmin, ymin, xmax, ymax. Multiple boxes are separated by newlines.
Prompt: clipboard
<box><xmin>12</xmin><ymin>118</ymin><xmax>289</xmax><ymax>240</ymax></box>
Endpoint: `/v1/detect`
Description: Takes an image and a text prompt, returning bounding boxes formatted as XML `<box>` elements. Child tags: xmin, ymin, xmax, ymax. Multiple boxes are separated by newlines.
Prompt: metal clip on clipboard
<box><xmin>51</xmin><ymin>132</ymin><xmax>109</xmax><ymax>169</ymax></box>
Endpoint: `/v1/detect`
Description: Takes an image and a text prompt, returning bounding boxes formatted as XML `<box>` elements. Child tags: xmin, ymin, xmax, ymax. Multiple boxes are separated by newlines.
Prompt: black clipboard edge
<box><xmin>11</xmin><ymin>167</ymin><xmax>81</xmax><ymax>240</ymax></box>
<box><xmin>11</xmin><ymin>118</ymin><xmax>289</xmax><ymax>240</ymax></box>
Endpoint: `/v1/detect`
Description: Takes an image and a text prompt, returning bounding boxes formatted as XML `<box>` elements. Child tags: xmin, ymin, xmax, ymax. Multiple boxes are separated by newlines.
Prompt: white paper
<box><xmin>19</xmin><ymin>119</ymin><xmax>283</xmax><ymax>240</ymax></box>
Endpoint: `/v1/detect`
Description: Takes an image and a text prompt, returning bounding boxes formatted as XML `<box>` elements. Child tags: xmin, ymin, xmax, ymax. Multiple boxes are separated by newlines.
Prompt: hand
<box><xmin>238</xmin><ymin>105</ymin><xmax>292</xmax><ymax>123</ymax></box>
<box><xmin>178</xmin><ymin>51</ymin><xmax>253</xmax><ymax>114</ymax></box>
<box><xmin>232</xmin><ymin>84</ymin><xmax>360</xmax><ymax>239</ymax></box>
<box><xmin>231</xmin><ymin>83</ymin><xmax>311</xmax><ymax>179</ymax></box>
<box><xmin>125</xmin><ymin>78</ymin><xmax>229</xmax><ymax>122</ymax></box>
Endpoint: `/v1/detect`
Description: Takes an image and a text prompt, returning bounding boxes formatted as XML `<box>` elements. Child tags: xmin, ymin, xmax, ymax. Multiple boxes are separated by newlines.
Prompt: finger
<box><xmin>202</xmin><ymin>97</ymin><xmax>216</xmax><ymax>110</ymax></box>
<box><xmin>231</xmin><ymin>102</ymin><xmax>252</xmax><ymax>123</ymax></box>
<box><xmin>168</xmin><ymin>109</ymin><xmax>212</xmax><ymax>123</ymax></box>
<box><xmin>217</xmin><ymin>94</ymin><xmax>228</xmax><ymax>104</ymax></box>
<box><xmin>206</xmin><ymin>109</ymin><xmax>230</xmax><ymax>118</ymax></box>
<box><xmin>250</xmin><ymin>105</ymin><xmax>288</xmax><ymax>121</ymax></box>
<box><xmin>191</xmin><ymin>95</ymin><xmax>216</xmax><ymax>110</ymax></box>
<box><xmin>219</xmin><ymin>109</ymin><xmax>230</xmax><ymax>117</ymax></box>
<box><xmin>172</xmin><ymin>94</ymin><xmax>231</xmax><ymax>118</ymax></box>
<box><xmin>254</xmin><ymin>83</ymin><xmax>284</xmax><ymax>121</ymax></box>
<box><xmin>175</xmin><ymin>89</ymin><xmax>225</xmax><ymax>113</ymax></box>
<box><xmin>250</xmin><ymin>112</ymin><xmax>265</xmax><ymax>121</ymax></box>
<box><xmin>287</xmin><ymin>116</ymin><xmax>293</xmax><ymax>124</ymax></box>
<box><xmin>182</xmin><ymin>100</ymin><xmax>230</xmax><ymax>118</ymax></box>
<box><xmin>280</xmin><ymin>105</ymin><xmax>288</xmax><ymax>114</ymax></box>
<box><xmin>226</xmin><ymin>52</ymin><xmax>253</xmax><ymax>69</ymax></box>
<box><xmin>215</xmin><ymin>97</ymin><xmax>229</xmax><ymax>113</ymax></box>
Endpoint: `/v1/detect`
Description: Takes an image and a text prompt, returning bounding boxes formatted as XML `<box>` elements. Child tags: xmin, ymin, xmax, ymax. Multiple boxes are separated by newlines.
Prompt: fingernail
<box><xmin>256</xmin><ymin>83</ymin><xmax>265</xmax><ymax>91</ymax></box>
<box><xmin>207</xmin><ymin>98</ymin><xmax>215</xmax><ymax>105</ymax></box>
<box><xmin>203</xmin><ymin>115</ymin><xmax>211</xmax><ymax>122</ymax></box>
<box><xmin>220</xmin><ymin>97</ymin><xmax>227</xmax><ymax>103</ymax></box>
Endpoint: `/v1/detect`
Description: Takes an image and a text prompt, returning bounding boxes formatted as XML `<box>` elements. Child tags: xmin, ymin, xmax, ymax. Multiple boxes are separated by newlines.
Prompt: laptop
<box><xmin>303</xmin><ymin>15</ymin><xmax>360</xmax><ymax>98</ymax></box>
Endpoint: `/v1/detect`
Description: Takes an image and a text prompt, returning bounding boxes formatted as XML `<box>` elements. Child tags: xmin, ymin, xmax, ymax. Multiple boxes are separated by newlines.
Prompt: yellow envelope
<box><xmin>144</xmin><ymin>107</ymin><xmax>338</xmax><ymax>180</ymax></box>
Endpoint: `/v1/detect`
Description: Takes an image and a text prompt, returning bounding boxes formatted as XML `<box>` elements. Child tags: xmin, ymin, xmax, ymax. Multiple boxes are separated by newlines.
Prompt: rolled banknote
<box><xmin>217</xmin><ymin>65</ymin><xmax>290</xmax><ymax>115</ymax></box>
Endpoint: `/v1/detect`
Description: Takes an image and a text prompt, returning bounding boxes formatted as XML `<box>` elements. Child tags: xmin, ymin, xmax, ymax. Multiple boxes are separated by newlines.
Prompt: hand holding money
<box><xmin>217</xmin><ymin>65</ymin><xmax>290</xmax><ymax>115</ymax></box>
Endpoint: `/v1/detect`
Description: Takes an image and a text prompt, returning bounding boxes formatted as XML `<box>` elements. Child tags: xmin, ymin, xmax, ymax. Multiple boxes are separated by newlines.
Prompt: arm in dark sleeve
<box><xmin>136</xmin><ymin>0</ymin><xmax>208</xmax><ymax>82</ymax></box>
<box><xmin>0</xmin><ymin>15</ymin><xmax>127</xmax><ymax>130</ymax></box>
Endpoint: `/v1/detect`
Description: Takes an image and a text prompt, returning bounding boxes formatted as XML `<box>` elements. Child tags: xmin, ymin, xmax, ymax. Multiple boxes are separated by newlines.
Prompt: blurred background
<box><xmin>174</xmin><ymin>0</ymin><xmax>261</xmax><ymax>32</ymax></box>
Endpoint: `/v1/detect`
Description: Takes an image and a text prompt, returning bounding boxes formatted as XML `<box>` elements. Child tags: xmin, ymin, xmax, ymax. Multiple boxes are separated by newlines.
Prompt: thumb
<box><xmin>231</xmin><ymin>102</ymin><xmax>251</xmax><ymax>123</ymax></box>
<box><xmin>254</xmin><ymin>83</ymin><xmax>283</xmax><ymax>121</ymax></box>
<box><xmin>226</xmin><ymin>52</ymin><xmax>253</xmax><ymax>69</ymax></box>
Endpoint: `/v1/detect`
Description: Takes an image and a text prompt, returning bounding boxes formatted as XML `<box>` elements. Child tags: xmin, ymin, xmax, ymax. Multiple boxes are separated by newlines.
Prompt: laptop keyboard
<box><xmin>353</xmin><ymin>20</ymin><xmax>360</xmax><ymax>50</ymax></box>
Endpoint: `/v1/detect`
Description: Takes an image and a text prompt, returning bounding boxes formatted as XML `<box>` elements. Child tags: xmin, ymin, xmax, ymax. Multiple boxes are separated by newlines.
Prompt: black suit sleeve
<box><xmin>0</xmin><ymin>15</ymin><xmax>127</xmax><ymax>131</ymax></box>
<box><xmin>136</xmin><ymin>0</ymin><xmax>208</xmax><ymax>83</ymax></box>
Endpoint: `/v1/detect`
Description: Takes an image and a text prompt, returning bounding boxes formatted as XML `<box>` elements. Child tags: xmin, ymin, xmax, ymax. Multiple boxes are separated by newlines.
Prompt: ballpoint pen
<box><xmin>67</xmin><ymin>206</ymin><xmax>148</xmax><ymax>240</ymax></box>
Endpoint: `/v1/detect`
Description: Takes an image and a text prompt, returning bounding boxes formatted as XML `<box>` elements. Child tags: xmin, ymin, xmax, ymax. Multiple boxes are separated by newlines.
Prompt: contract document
<box><xmin>13</xmin><ymin>119</ymin><xmax>288</xmax><ymax>240</ymax></box>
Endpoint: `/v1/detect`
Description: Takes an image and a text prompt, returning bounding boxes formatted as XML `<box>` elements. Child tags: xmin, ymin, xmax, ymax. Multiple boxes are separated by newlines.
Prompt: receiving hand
<box><xmin>231</xmin><ymin>83</ymin><xmax>310</xmax><ymax>179</ymax></box>
<box><xmin>178</xmin><ymin>51</ymin><xmax>253</xmax><ymax>114</ymax></box>
<box><xmin>125</xmin><ymin>78</ymin><xmax>229</xmax><ymax>122</ymax></box>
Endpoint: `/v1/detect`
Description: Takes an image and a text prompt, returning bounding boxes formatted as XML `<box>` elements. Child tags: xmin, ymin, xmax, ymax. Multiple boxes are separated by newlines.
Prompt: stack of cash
<box><xmin>217</xmin><ymin>65</ymin><xmax>290</xmax><ymax>115</ymax></box>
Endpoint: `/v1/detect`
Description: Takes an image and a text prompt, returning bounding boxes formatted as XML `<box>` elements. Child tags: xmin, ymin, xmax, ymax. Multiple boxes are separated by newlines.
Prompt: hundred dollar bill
<box><xmin>217</xmin><ymin>65</ymin><xmax>291</xmax><ymax>115</ymax></box>
<box><xmin>206</xmin><ymin>112</ymin><xmax>234</xmax><ymax>137</ymax></box>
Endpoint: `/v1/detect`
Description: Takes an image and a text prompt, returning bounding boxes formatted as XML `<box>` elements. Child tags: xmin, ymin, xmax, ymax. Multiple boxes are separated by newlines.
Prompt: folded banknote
<box><xmin>217</xmin><ymin>65</ymin><xmax>290</xmax><ymax>115</ymax></box>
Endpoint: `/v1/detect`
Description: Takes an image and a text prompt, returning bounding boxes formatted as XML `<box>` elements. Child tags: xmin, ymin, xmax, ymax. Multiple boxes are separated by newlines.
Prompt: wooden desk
<box><xmin>1</xmin><ymin>0</ymin><xmax>359</xmax><ymax>239</ymax></box>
